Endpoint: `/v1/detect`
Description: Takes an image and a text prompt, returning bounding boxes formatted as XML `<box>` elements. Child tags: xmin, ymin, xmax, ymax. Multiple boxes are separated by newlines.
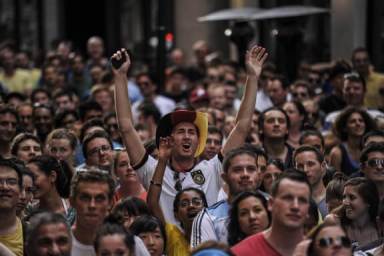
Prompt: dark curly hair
<box><xmin>333</xmin><ymin>106</ymin><xmax>377</xmax><ymax>141</ymax></box>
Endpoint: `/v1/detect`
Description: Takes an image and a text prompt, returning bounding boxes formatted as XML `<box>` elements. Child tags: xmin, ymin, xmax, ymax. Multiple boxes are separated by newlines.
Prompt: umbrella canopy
<box><xmin>251</xmin><ymin>5</ymin><xmax>329</xmax><ymax>20</ymax></box>
<box><xmin>198</xmin><ymin>7</ymin><xmax>264</xmax><ymax>22</ymax></box>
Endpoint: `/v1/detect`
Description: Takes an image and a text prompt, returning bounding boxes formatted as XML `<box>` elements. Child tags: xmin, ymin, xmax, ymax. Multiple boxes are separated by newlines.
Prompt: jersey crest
<box><xmin>191</xmin><ymin>169</ymin><xmax>205</xmax><ymax>185</ymax></box>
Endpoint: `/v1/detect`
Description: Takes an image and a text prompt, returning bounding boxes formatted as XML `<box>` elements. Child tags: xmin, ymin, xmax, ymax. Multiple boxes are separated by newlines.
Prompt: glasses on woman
<box><xmin>317</xmin><ymin>236</ymin><xmax>351</xmax><ymax>248</ymax></box>
<box><xmin>179</xmin><ymin>198</ymin><xmax>203</xmax><ymax>208</ymax></box>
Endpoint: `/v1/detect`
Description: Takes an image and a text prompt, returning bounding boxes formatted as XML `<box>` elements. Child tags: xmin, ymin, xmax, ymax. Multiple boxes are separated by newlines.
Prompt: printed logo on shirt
<box><xmin>191</xmin><ymin>169</ymin><xmax>205</xmax><ymax>185</ymax></box>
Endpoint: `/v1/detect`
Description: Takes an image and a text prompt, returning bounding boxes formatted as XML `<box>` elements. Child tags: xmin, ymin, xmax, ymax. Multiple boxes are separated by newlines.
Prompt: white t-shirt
<box><xmin>134</xmin><ymin>154</ymin><xmax>223</xmax><ymax>225</ymax></box>
<box><xmin>71</xmin><ymin>232</ymin><xmax>95</xmax><ymax>256</ymax></box>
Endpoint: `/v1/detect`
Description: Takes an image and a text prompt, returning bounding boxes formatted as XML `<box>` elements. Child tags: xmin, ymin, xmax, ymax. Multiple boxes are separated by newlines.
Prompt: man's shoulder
<box><xmin>231</xmin><ymin>233</ymin><xmax>265</xmax><ymax>253</ymax></box>
<box><xmin>207</xmin><ymin>199</ymin><xmax>228</xmax><ymax>210</ymax></box>
<box><xmin>232</xmin><ymin>232</ymin><xmax>282</xmax><ymax>256</ymax></box>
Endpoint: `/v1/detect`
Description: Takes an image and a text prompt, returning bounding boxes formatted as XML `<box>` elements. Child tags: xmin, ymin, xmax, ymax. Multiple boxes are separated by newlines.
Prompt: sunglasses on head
<box><xmin>318</xmin><ymin>236</ymin><xmax>351</xmax><ymax>248</ymax></box>
<box><xmin>343</xmin><ymin>72</ymin><xmax>361</xmax><ymax>80</ymax></box>
<box><xmin>365</xmin><ymin>158</ymin><xmax>384</xmax><ymax>168</ymax></box>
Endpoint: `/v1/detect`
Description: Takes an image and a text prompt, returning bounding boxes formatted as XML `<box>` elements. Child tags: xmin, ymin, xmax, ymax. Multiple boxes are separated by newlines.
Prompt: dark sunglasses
<box><xmin>292</xmin><ymin>92</ymin><xmax>308</xmax><ymax>98</ymax></box>
<box><xmin>318</xmin><ymin>236</ymin><xmax>351</xmax><ymax>248</ymax></box>
<box><xmin>365</xmin><ymin>159</ymin><xmax>384</xmax><ymax>168</ymax></box>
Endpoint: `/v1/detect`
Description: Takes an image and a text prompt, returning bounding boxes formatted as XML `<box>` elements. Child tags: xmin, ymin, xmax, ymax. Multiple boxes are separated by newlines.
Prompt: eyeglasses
<box><xmin>179</xmin><ymin>197</ymin><xmax>203</xmax><ymax>208</ymax></box>
<box><xmin>318</xmin><ymin>236</ymin><xmax>351</xmax><ymax>248</ymax></box>
<box><xmin>365</xmin><ymin>159</ymin><xmax>384</xmax><ymax>169</ymax></box>
<box><xmin>292</xmin><ymin>92</ymin><xmax>308</xmax><ymax>98</ymax></box>
<box><xmin>0</xmin><ymin>178</ymin><xmax>19</xmax><ymax>187</ymax></box>
<box><xmin>87</xmin><ymin>145</ymin><xmax>111</xmax><ymax>157</ymax></box>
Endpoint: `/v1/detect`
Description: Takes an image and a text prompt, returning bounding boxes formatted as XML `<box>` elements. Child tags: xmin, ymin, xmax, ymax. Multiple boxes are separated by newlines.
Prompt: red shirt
<box><xmin>231</xmin><ymin>232</ymin><xmax>282</xmax><ymax>256</ymax></box>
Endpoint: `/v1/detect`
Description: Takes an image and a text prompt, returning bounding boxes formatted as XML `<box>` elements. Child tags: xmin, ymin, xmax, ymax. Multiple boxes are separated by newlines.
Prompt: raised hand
<box><xmin>158</xmin><ymin>136</ymin><xmax>173</xmax><ymax>161</ymax></box>
<box><xmin>111</xmin><ymin>48</ymin><xmax>131</xmax><ymax>76</ymax></box>
<box><xmin>245</xmin><ymin>45</ymin><xmax>268</xmax><ymax>78</ymax></box>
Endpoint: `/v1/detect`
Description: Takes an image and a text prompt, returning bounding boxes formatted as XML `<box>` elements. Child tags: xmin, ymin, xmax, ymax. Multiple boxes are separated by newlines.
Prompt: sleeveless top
<box><xmin>339</xmin><ymin>143</ymin><xmax>359</xmax><ymax>176</ymax></box>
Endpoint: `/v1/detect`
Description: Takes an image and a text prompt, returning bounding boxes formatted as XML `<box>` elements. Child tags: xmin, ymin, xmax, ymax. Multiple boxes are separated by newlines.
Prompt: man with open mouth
<box><xmin>113</xmin><ymin>45</ymin><xmax>268</xmax><ymax>225</ymax></box>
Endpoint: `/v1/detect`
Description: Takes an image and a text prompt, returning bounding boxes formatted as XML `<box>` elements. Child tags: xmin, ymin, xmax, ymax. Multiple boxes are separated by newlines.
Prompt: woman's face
<box><xmin>237</xmin><ymin>196</ymin><xmax>269</xmax><ymax>236</ymax></box>
<box><xmin>343</xmin><ymin>185</ymin><xmax>369</xmax><ymax>220</ymax></box>
<box><xmin>97</xmin><ymin>234</ymin><xmax>131</xmax><ymax>256</ymax></box>
<box><xmin>115</xmin><ymin>151</ymin><xmax>138</xmax><ymax>184</ymax></box>
<box><xmin>48</xmin><ymin>138</ymin><xmax>74</xmax><ymax>162</ymax></box>
<box><xmin>27</xmin><ymin>163</ymin><xmax>53</xmax><ymax>199</ymax></box>
<box><xmin>283</xmin><ymin>102</ymin><xmax>303</xmax><ymax>128</ymax></box>
<box><xmin>346</xmin><ymin>112</ymin><xmax>365</xmax><ymax>137</ymax></box>
<box><xmin>262</xmin><ymin>163</ymin><xmax>282</xmax><ymax>194</ymax></box>
<box><xmin>16</xmin><ymin>139</ymin><xmax>42</xmax><ymax>162</ymax></box>
<box><xmin>16</xmin><ymin>175</ymin><xmax>34</xmax><ymax>213</ymax></box>
<box><xmin>314</xmin><ymin>226</ymin><xmax>352</xmax><ymax>256</ymax></box>
<box><xmin>175</xmin><ymin>190</ymin><xmax>205</xmax><ymax>226</ymax></box>
<box><xmin>138</xmin><ymin>227</ymin><xmax>164</xmax><ymax>256</ymax></box>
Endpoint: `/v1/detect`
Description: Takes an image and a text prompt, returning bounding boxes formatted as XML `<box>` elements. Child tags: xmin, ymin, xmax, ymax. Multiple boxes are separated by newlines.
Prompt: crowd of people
<box><xmin>0</xmin><ymin>34</ymin><xmax>383</xmax><ymax>256</ymax></box>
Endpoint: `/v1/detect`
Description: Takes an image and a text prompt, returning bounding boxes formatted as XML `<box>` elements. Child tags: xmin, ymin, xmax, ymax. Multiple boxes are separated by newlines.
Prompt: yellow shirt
<box><xmin>364</xmin><ymin>71</ymin><xmax>384</xmax><ymax>108</ymax></box>
<box><xmin>0</xmin><ymin>218</ymin><xmax>23</xmax><ymax>256</ymax></box>
<box><xmin>0</xmin><ymin>69</ymin><xmax>33</xmax><ymax>93</ymax></box>
<box><xmin>166</xmin><ymin>223</ymin><xmax>190</xmax><ymax>256</ymax></box>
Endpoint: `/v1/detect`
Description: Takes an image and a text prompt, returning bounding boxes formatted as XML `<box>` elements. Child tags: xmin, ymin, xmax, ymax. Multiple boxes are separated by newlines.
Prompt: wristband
<box><xmin>150</xmin><ymin>180</ymin><xmax>162</xmax><ymax>187</ymax></box>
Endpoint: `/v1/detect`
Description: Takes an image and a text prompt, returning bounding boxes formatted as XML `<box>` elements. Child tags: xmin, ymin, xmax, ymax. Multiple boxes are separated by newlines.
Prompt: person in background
<box><xmin>329</xmin><ymin>107</ymin><xmax>376</xmax><ymax>176</ymax></box>
<box><xmin>130</xmin><ymin>215</ymin><xmax>166</xmax><ymax>256</ymax></box>
<box><xmin>201</xmin><ymin>126</ymin><xmax>223</xmax><ymax>161</ymax></box>
<box><xmin>325</xmin><ymin>177</ymin><xmax>379</xmax><ymax>251</ymax></box>
<box><xmin>0</xmin><ymin>106</ymin><xmax>19</xmax><ymax>158</ymax></box>
<box><xmin>294</xmin><ymin>145</ymin><xmax>328</xmax><ymax>218</ymax></box>
<box><xmin>32</xmin><ymin>103</ymin><xmax>54</xmax><ymax>144</ymax></box>
<box><xmin>325</xmin><ymin>172</ymin><xmax>347</xmax><ymax>213</ymax></box>
<box><xmin>283</xmin><ymin>101</ymin><xmax>307</xmax><ymax>148</ymax></box>
<box><xmin>258</xmin><ymin>107</ymin><xmax>294</xmax><ymax>168</ymax></box>
<box><xmin>94</xmin><ymin>220</ymin><xmax>135</xmax><ymax>256</ymax></box>
<box><xmin>26</xmin><ymin>155</ymin><xmax>74</xmax><ymax>223</ymax></box>
<box><xmin>359</xmin><ymin>143</ymin><xmax>384</xmax><ymax>199</ymax></box>
<box><xmin>46</xmin><ymin>128</ymin><xmax>78</xmax><ymax>167</ymax></box>
<box><xmin>111</xmin><ymin>197</ymin><xmax>150</xmax><ymax>230</ymax></box>
<box><xmin>16</xmin><ymin>103</ymin><xmax>34</xmax><ymax>133</ymax></box>
<box><xmin>10</xmin><ymin>133</ymin><xmax>42</xmax><ymax>163</ymax></box>
<box><xmin>147</xmin><ymin>136</ymin><xmax>208</xmax><ymax>255</ymax></box>
<box><xmin>260</xmin><ymin>158</ymin><xmax>284</xmax><ymax>195</ymax></box>
<box><xmin>16</xmin><ymin>167</ymin><xmax>34</xmax><ymax>219</ymax></box>
<box><xmin>0</xmin><ymin>158</ymin><xmax>24</xmax><ymax>256</ymax></box>
<box><xmin>227</xmin><ymin>191</ymin><xmax>270</xmax><ymax>246</ymax></box>
<box><xmin>231</xmin><ymin>170</ymin><xmax>311</xmax><ymax>256</ymax></box>
<box><xmin>306</xmin><ymin>223</ymin><xmax>352</xmax><ymax>256</ymax></box>
<box><xmin>69</xmin><ymin>169</ymin><xmax>115</xmax><ymax>256</ymax></box>
<box><xmin>351</xmin><ymin>47</ymin><xmax>384</xmax><ymax>109</ymax></box>
<box><xmin>25</xmin><ymin>212</ymin><xmax>72</xmax><ymax>256</ymax></box>
<box><xmin>113</xmin><ymin>149</ymin><xmax>147</xmax><ymax>203</ymax></box>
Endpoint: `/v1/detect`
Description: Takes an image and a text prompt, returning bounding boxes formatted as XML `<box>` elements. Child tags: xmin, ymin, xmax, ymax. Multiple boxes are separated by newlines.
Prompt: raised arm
<box><xmin>147</xmin><ymin>136</ymin><xmax>173</xmax><ymax>225</ymax></box>
<box><xmin>112</xmin><ymin>49</ymin><xmax>146</xmax><ymax>166</ymax></box>
<box><xmin>222</xmin><ymin>45</ymin><xmax>268</xmax><ymax>155</ymax></box>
